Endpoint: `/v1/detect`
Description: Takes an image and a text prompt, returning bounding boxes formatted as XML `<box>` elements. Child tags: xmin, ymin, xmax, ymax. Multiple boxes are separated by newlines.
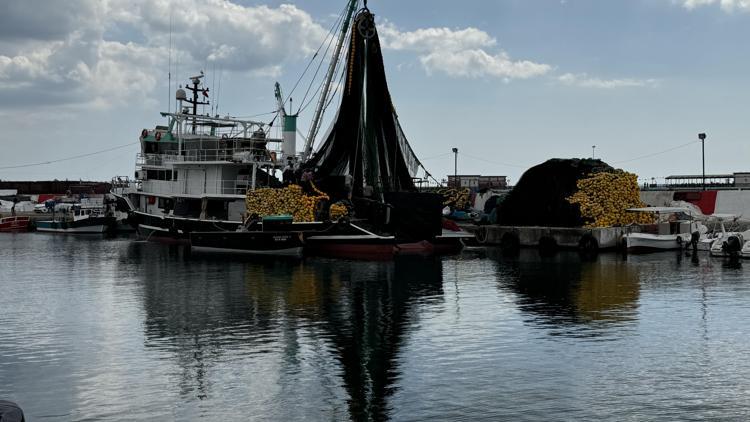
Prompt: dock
<box><xmin>463</xmin><ymin>225</ymin><xmax>629</xmax><ymax>252</ymax></box>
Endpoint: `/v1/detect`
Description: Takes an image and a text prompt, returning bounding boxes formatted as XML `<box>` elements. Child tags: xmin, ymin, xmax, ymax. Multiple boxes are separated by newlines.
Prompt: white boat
<box><xmin>622</xmin><ymin>207</ymin><xmax>704</xmax><ymax>253</ymax></box>
<box><xmin>740</xmin><ymin>239</ymin><xmax>750</xmax><ymax>259</ymax></box>
<box><xmin>703</xmin><ymin>214</ymin><xmax>746</xmax><ymax>257</ymax></box>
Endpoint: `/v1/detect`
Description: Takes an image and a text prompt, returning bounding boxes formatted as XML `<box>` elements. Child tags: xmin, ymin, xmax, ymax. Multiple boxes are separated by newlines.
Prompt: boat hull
<box><xmin>132</xmin><ymin>211</ymin><xmax>463</xmax><ymax>259</ymax></box>
<box><xmin>190</xmin><ymin>231</ymin><xmax>304</xmax><ymax>256</ymax></box>
<box><xmin>132</xmin><ymin>211</ymin><xmax>241</xmax><ymax>243</ymax></box>
<box><xmin>36</xmin><ymin>216</ymin><xmax>115</xmax><ymax>234</ymax></box>
<box><xmin>625</xmin><ymin>232</ymin><xmax>691</xmax><ymax>253</ymax></box>
<box><xmin>0</xmin><ymin>216</ymin><xmax>30</xmax><ymax>233</ymax></box>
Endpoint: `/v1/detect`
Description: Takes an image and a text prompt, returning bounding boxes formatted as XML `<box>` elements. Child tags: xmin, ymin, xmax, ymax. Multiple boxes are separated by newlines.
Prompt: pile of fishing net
<box><xmin>498</xmin><ymin>158</ymin><xmax>613</xmax><ymax>227</ymax></box>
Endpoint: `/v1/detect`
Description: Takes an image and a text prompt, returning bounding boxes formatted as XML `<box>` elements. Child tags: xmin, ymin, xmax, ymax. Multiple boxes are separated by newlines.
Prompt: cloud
<box><xmin>557</xmin><ymin>73</ymin><xmax>658</xmax><ymax>89</ymax></box>
<box><xmin>421</xmin><ymin>50</ymin><xmax>551</xmax><ymax>79</ymax></box>
<box><xmin>0</xmin><ymin>0</ymin><xmax>328</xmax><ymax>110</ymax></box>
<box><xmin>681</xmin><ymin>0</ymin><xmax>750</xmax><ymax>11</ymax></box>
<box><xmin>378</xmin><ymin>22</ymin><xmax>551</xmax><ymax>80</ymax></box>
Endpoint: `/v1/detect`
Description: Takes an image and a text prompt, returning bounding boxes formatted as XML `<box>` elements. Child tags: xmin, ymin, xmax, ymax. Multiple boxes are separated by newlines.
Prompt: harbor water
<box><xmin>2</xmin><ymin>234</ymin><xmax>750</xmax><ymax>420</ymax></box>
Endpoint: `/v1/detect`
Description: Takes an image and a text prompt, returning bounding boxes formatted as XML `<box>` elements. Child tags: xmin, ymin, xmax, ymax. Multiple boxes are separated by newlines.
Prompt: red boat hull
<box><xmin>0</xmin><ymin>216</ymin><xmax>30</xmax><ymax>233</ymax></box>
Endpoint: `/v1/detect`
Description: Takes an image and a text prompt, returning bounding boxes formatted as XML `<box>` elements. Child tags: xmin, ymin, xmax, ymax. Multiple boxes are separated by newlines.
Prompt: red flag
<box><xmin>202</xmin><ymin>89</ymin><xmax>209</xmax><ymax>97</ymax></box>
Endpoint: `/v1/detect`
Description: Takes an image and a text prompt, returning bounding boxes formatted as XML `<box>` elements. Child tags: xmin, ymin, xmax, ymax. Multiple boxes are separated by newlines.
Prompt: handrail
<box><xmin>136</xmin><ymin>147</ymin><xmax>282</xmax><ymax>166</ymax></box>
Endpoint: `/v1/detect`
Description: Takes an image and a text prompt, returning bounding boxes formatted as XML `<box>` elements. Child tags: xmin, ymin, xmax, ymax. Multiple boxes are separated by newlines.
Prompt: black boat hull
<box><xmin>190</xmin><ymin>231</ymin><xmax>304</xmax><ymax>256</ymax></box>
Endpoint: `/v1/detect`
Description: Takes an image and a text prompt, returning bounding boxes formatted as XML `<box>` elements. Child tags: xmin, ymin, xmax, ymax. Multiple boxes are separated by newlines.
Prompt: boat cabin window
<box><xmin>206</xmin><ymin>199</ymin><xmax>229</xmax><ymax>220</ymax></box>
<box><xmin>145</xmin><ymin>170</ymin><xmax>174</xmax><ymax>180</ymax></box>
<box><xmin>157</xmin><ymin>197</ymin><xmax>174</xmax><ymax>212</ymax></box>
<box><xmin>173</xmin><ymin>198</ymin><xmax>202</xmax><ymax>218</ymax></box>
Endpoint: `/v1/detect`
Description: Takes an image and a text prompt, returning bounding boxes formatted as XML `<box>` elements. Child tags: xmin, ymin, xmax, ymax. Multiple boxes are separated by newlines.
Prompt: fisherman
<box><xmin>300</xmin><ymin>168</ymin><xmax>315</xmax><ymax>194</ymax></box>
<box><xmin>282</xmin><ymin>158</ymin><xmax>295</xmax><ymax>186</ymax></box>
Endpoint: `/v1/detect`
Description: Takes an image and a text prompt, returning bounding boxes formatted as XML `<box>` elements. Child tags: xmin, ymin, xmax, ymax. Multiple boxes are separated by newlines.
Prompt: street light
<box><xmin>452</xmin><ymin>147</ymin><xmax>458</xmax><ymax>187</ymax></box>
<box><xmin>698</xmin><ymin>133</ymin><xmax>706</xmax><ymax>191</ymax></box>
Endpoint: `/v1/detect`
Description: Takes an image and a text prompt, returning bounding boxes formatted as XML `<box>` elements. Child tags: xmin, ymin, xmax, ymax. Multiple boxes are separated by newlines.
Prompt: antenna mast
<box><xmin>302</xmin><ymin>0</ymin><xmax>359</xmax><ymax>161</ymax></box>
<box><xmin>168</xmin><ymin>9</ymin><xmax>173</xmax><ymax>115</ymax></box>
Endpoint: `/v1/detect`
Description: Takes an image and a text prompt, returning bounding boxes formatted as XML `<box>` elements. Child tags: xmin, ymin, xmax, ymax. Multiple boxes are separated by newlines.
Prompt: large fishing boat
<box><xmin>120</xmin><ymin>1</ymin><xmax>470</xmax><ymax>257</ymax></box>
<box><xmin>118</xmin><ymin>71</ymin><xmax>292</xmax><ymax>242</ymax></box>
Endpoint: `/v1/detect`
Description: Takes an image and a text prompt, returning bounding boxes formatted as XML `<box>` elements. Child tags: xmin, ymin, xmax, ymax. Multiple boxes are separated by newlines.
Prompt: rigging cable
<box><xmin>610</xmin><ymin>140</ymin><xmax>698</xmax><ymax>164</ymax></box>
<box><xmin>0</xmin><ymin>142</ymin><xmax>139</xmax><ymax>170</ymax></box>
<box><xmin>295</xmin><ymin>3</ymin><xmax>349</xmax><ymax>113</ymax></box>
<box><xmin>282</xmin><ymin>2</ymin><xmax>350</xmax><ymax>109</ymax></box>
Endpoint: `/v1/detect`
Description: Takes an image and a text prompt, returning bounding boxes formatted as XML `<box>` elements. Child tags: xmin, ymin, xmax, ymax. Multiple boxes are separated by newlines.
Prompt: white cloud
<box><xmin>0</xmin><ymin>0</ymin><xmax>328</xmax><ymax>109</ymax></box>
<box><xmin>379</xmin><ymin>23</ymin><xmax>496</xmax><ymax>52</ymax></box>
<box><xmin>681</xmin><ymin>0</ymin><xmax>750</xmax><ymax>11</ymax></box>
<box><xmin>421</xmin><ymin>50</ymin><xmax>551</xmax><ymax>80</ymax></box>
<box><xmin>557</xmin><ymin>73</ymin><xmax>658</xmax><ymax>89</ymax></box>
<box><xmin>378</xmin><ymin>22</ymin><xmax>551</xmax><ymax>80</ymax></box>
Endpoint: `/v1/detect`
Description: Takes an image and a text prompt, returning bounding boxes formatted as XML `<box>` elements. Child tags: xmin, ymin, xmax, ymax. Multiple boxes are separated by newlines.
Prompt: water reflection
<box><xmin>123</xmin><ymin>242</ymin><xmax>444</xmax><ymax>420</ymax></box>
<box><xmin>489</xmin><ymin>249</ymin><xmax>640</xmax><ymax>336</ymax></box>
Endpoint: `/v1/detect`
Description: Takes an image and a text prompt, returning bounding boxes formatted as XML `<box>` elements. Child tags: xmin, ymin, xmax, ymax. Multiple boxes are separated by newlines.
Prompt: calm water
<box><xmin>2</xmin><ymin>234</ymin><xmax>750</xmax><ymax>421</ymax></box>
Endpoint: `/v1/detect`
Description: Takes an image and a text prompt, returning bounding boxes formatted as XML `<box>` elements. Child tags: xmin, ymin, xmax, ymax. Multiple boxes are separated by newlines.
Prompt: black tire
<box><xmin>578</xmin><ymin>234</ymin><xmax>599</xmax><ymax>254</ymax></box>
<box><xmin>500</xmin><ymin>232</ymin><xmax>520</xmax><ymax>253</ymax></box>
<box><xmin>475</xmin><ymin>226</ymin><xmax>488</xmax><ymax>244</ymax></box>
<box><xmin>538</xmin><ymin>236</ymin><xmax>558</xmax><ymax>255</ymax></box>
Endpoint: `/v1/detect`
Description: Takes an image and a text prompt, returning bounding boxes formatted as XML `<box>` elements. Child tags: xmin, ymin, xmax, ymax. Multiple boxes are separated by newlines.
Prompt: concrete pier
<box><xmin>465</xmin><ymin>225</ymin><xmax>630</xmax><ymax>251</ymax></box>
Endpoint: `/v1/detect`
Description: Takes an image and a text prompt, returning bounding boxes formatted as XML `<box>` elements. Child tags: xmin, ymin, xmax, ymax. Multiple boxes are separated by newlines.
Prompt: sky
<box><xmin>0</xmin><ymin>0</ymin><xmax>748</xmax><ymax>185</ymax></box>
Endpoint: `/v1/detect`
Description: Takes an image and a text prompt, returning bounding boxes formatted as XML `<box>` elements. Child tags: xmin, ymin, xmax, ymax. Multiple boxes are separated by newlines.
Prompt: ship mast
<box><xmin>184</xmin><ymin>72</ymin><xmax>209</xmax><ymax>134</ymax></box>
<box><xmin>302</xmin><ymin>0</ymin><xmax>359</xmax><ymax>161</ymax></box>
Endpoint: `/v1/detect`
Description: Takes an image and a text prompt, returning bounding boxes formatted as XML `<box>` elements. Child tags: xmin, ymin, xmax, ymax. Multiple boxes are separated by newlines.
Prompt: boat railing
<box><xmin>140</xmin><ymin>178</ymin><xmax>269</xmax><ymax>196</ymax></box>
<box><xmin>137</xmin><ymin>147</ymin><xmax>282</xmax><ymax>166</ymax></box>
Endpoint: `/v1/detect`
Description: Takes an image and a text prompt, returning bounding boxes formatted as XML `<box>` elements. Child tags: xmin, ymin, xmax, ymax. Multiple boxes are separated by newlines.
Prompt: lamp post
<box><xmin>699</xmin><ymin>133</ymin><xmax>706</xmax><ymax>191</ymax></box>
<box><xmin>452</xmin><ymin>147</ymin><xmax>458</xmax><ymax>187</ymax></box>
<box><xmin>592</xmin><ymin>145</ymin><xmax>596</xmax><ymax>159</ymax></box>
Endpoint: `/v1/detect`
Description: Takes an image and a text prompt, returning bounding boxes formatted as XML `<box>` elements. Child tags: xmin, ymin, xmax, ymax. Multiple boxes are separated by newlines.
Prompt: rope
<box><xmin>0</xmin><ymin>142</ymin><xmax>138</xmax><ymax>170</ymax></box>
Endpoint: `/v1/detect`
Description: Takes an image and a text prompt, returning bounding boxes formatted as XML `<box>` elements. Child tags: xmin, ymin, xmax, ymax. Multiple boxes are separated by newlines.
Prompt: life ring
<box><xmin>578</xmin><ymin>234</ymin><xmax>599</xmax><ymax>254</ymax></box>
<box><xmin>141</xmin><ymin>129</ymin><xmax>148</xmax><ymax>138</ymax></box>
<box><xmin>155</xmin><ymin>132</ymin><xmax>162</xmax><ymax>141</ymax></box>
<box><xmin>475</xmin><ymin>226</ymin><xmax>488</xmax><ymax>244</ymax></box>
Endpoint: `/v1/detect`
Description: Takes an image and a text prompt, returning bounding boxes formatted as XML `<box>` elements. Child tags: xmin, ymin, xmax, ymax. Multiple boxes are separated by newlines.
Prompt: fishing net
<box><xmin>498</xmin><ymin>158</ymin><xmax>614</xmax><ymax>227</ymax></box>
<box><xmin>307</xmin><ymin>9</ymin><xmax>420</xmax><ymax>196</ymax></box>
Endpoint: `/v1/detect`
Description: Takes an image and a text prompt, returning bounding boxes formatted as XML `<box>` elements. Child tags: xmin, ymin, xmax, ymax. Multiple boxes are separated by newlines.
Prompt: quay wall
<box><xmin>469</xmin><ymin>225</ymin><xmax>629</xmax><ymax>250</ymax></box>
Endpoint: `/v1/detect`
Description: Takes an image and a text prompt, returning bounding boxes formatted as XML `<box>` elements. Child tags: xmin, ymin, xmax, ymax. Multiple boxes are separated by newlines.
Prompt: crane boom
<box><xmin>302</xmin><ymin>0</ymin><xmax>359</xmax><ymax>161</ymax></box>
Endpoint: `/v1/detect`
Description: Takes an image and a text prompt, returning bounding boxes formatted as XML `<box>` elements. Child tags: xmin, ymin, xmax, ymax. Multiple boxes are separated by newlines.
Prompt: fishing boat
<box><xmin>622</xmin><ymin>207</ymin><xmax>704</xmax><ymax>253</ymax></box>
<box><xmin>120</xmin><ymin>0</ymin><xmax>468</xmax><ymax>257</ymax></box>
<box><xmin>0</xmin><ymin>216</ymin><xmax>30</xmax><ymax>233</ymax></box>
<box><xmin>36</xmin><ymin>203</ymin><xmax>116</xmax><ymax>234</ymax></box>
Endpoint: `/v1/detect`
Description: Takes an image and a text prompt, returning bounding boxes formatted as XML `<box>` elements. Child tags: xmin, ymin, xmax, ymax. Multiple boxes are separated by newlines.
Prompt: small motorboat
<box><xmin>0</xmin><ymin>216</ymin><xmax>30</xmax><ymax>233</ymax></box>
<box><xmin>189</xmin><ymin>215</ymin><xmax>304</xmax><ymax>256</ymax></box>
<box><xmin>36</xmin><ymin>203</ymin><xmax>116</xmax><ymax>234</ymax></box>
<box><xmin>705</xmin><ymin>214</ymin><xmax>746</xmax><ymax>257</ymax></box>
<box><xmin>189</xmin><ymin>230</ymin><xmax>304</xmax><ymax>256</ymax></box>
<box><xmin>740</xmin><ymin>239</ymin><xmax>750</xmax><ymax>259</ymax></box>
<box><xmin>622</xmin><ymin>207</ymin><xmax>705</xmax><ymax>253</ymax></box>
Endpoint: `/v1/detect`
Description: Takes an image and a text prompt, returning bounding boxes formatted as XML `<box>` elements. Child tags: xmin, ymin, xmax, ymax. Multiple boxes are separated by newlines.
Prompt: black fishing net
<box><xmin>498</xmin><ymin>158</ymin><xmax>614</xmax><ymax>227</ymax></box>
<box><xmin>308</xmin><ymin>9</ymin><xmax>419</xmax><ymax>196</ymax></box>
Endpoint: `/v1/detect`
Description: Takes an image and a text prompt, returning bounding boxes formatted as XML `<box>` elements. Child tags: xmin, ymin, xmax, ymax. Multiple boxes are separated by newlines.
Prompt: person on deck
<box><xmin>282</xmin><ymin>158</ymin><xmax>295</xmax><ymax>186</ymax></box>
